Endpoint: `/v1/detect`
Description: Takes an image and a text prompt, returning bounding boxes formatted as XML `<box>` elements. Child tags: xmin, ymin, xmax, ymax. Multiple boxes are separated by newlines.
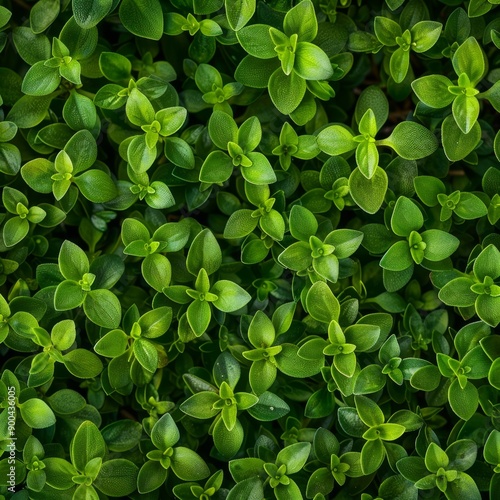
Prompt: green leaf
<box><xmin>187</xmin><ymin>300</ymin><xmax>211</xmax><ymax>336</ymax></box>
<box><xmin>99</xmin><ymin>51</ymin><xmax>132</xmax><ymax>82</ymax></box>
<box><xmin>380</xmin><ymin>241</ymin><xmax>412</xmax><ymax>271</ymax></box>
<box><xmin>374</xmin><ymin>16</ymin><xmax>401</xmax><ymax>46</ymax></box>
<box><xmin>19</xmin><ymin>398</ymin><xmax>56</xmax><ymax>429</ymax></box>
<box><xmin>7</xmin><ymin>95</ymin><xmax>54</xmax><ymax>129</ymax></box>
<box><xmin>278</xmin><ymin>241</ymin><xmax>311</xmax><ymax>272</ymax></box>
<box><xmin>126</xmin><ymin>88</ymin><xmax>155</xmax><ymax>126</ymax></box>
<box><xmin>186</xmin><ymin>229</ymin><xmax>222</xmax><ymax>276</ymax></box>
<box><xmin>349</xmin><ymin>166</ymin><xmax>388</xmax><ymax>215</ymax></box>
<box><xmin>306</xmin><ymin>281</ymin><xmax>340</xmax><ymax>323</ymax></box>
<box><xmin>473</xmin><ymin>244</ymin><xmax>500</xmax><ymax>281</ymax></box>
<box><xmin>63</xmin><ymin>91</ymin><xmax>97</xmax><ymax>131</ymax></box>
<box><xmin>412</xmin><ymin>75</ymin><xmax>455</xmax><ymax>109</ymax></box>
<box><xmin>294</xmin><ymin>43</ymin><xmax>333</xmax><ymax>81</ymax></box>
<box><xmin>425</xmin><ymin>443</ymin><xmax>449</xmax><ymax>473</ymax></box>
<box><xmin>73</xmin><ymin>0</ymin><xmax>113</xmax><ymax>29</ymax></box>
<box><xmin>243</xmin><ymin>152</ymin><xmax>277</xmax><ymax>185</ymax></box>
<box><xmin>284</xmin><ymin>0</ymin><xmax>317</xmax><ymax>41</ymax></box>
<box><xmin>268</xmin><ymin>69</ymin><xmax>306</xmax><ymax>115</ymax></box>
<box><xmin>226</xmin><ymin>477</ymin><xmax>264</xmax><ymax>499</ymax></box>
<box><xmin>74</xmin><ymin>170</ymin><xmax>117</xmax><ymax>202</ymax></box>
<box><xmin>438</xmin><ymin>277</ymin><xmax>477</xmax><ymax>307</ymax></box>
<box><xmin>277</xmin><ymin>442</ymin><xmax>311</xmax><ymax>474</ymax></box>
<box><xmin>452</xmin><ymin>94</ymin><xmax>479</xmax><ymax>134</ymax></box>
<box><xmin>63</xmin><ymin>348</ymin><xmax>103</xmax><ymax>378</ymax></box>
<box><xmin>414</xmin><ymin>176</ymin><xmax>445</xmax><ymax>206</ymax></box>
<box><xmin>224</xmin><ymin>210</ymin><xmax>259</xmax><ymax>239</ymax></box>
<box><xmin>139</xmin><ymin>306</ymin><xmax>172</xmax><ymax>338</ymax></box>
<box><xmin>0</xmin><ymin>143</ymin><xmax>21</xmax><ymax>176</ymax></box>
<box><xmin>455</xmin><ymin>192</ymin><xmax>488</xmax><ymax>220</ymax></box>
<box><xmin>247</xmin><ymin>391</ymin><xmax>289</xmax><ymax>421</ymax></box>
<box><xmin>442</xmin><ymin>115</ymin><xmax>481</xmax><ymax>161</ymax></box>
<box><xmin>421</xmin><ymin>230</ymin><xmax>460</xmax><ymax>262</ymax></box>
<box><xmin>390</xmin><ymin>47</ymin><xmax>410</xmax><ymax>84</ymax></box>
<box><xmin>410</xmin><ymin>21</ymin><xmax>442</xmax><ymax>53</ymax></box>
<box><xmin>21</xmin><ymin>62</ymin><xmax>60</xmax><ymax>96</ymax></box>
<box><xmin>94</xmin><ymin>459</ymin><xmax>138</xmax><ymax>497</ymax></box>
<box><xmin>391</xmin><ymin>196</ymin><xmax>423</xmax><ymax>237</ymax></box>
<box><xmin>101</xmin><ymin>420</ymin><xmax>142</xmax><ymax>453</ymax></box>
<box><xmin>142</xmin><ymin>254</ymin><xmax>172</xmax><ymax>292</ymax></box>
<box><xmin>12</xmin><ymin>27</ymin><xmax>51</xmax><ymax>65</ymax></box>
<box><xmin>212</xmin><ymin>416</ymin><xmax>244</xmax><ymax>458</ymax></box>
<box><xmin>238</xmin><ymin>116</ymin><xmax>261</xmax><ymax>152</ymax></box>
<box><xmin>156</xmin><ymin>107</ymin><xmax>186</xmax><ymax>137</ymax></box>
<box><xmin>479</xmin><ymin>80</ymin><xmax>500</xmax><ymax>113</ymax></box>
<box><xmin>276</xmin><ymin>343</ymin><xmax>324</xmax><ymax>378</ymax></box>
<box><xmin>213</xmin><ymin>352</ymin><xmax>241</xmax><ymax>389</ymax></box>
<box><xmin>54</xmin><ymin>280</ymin><xmax>86</xmax><ymax>310</ymax></box>
<box><xmin>59</xmin><ymin>240</ymin><xmax>89</xmax><ymax>280</ymax></box>
<box><xmin>448</xmin><ymin>378</ymin><xmax>478</xmax><ymax>420</ymax></box>
<box><xmin>119</xmin><ymin>0</ymin><xmax>163</xmax><ymax>40</ymax></box>
<box><xmin>180</xmin><ymin>391</ymin><xmax>221</xmax><ymax>419</ymax></box>
<box><xmin>94</xmin><ymin>329</ymin><xmax>129</xmax><ymax>357</ymax></box>
<box><xmin>379</xmin><ymin>121</ymin><xmax>438</xmax><ymax>160</ymax></box>
<box><xmin>446</xmin><ymin>439</ymin><xmax>477</xmax><ymax>471</ymax></box>
<box><xmin>208</xmin><ymin>111</ymin><xmax>238</xmax><ymax>149</ymax></box>
<box><xmin>237</xmin><ymin>24</ymin><xmax>274</xmax><ymax>58</ymax></box>
<box><xmin>127</xmin><ymin>134</ymin><xmax>157</xmax><ymax>173</ymax></box>
<box><xmin>84</xmin><ymin>289</ymin><xmax>121</xmax><ymax>328</ymax></box>
<box><xmin>484</xmin><ymin>430</ymin><xmax>500</xmax><ymax>465</ymax></box>
<box><xmin>211</xmin><ymin>280</ymin><xmax>251</xmax><ymax>312</ymax></box>
<box><xmin>151</xmin><ymin>412</ymin><xmax>179</xmax><ymax>451</ymax></box>
<box><xmin>137</xmin><ymin>460</ymin><xmax>167</xmax><ymax>494</ymax></box>
<box><xmin>289</xmin><ymin>205</ymin><xmax>318</xmax><ymax>242</ymax></box>
<box><xmin>199</xmin><ymin>150</ymin><xmax>234</xmax><ymax>184</ymax></box>
<box><xmin>3</xmin><ymin>217</ymin><xmax>29</xmax><ymax>247</ymax></box>
<box><xmin>225</xmin><ymin>0</ymin><xmax>255</xmax><ymax>31</ymax></box>
<box><xmin>361</xmin><ymin>438</ymin><xmax>385</xmax><ymax>475</ymax></box>
<box><xmin>164</xmin><ymin>137</ymin><xmax>194</xmax><ymax>169</ymax></box>
<box><xmin>446</xmin><ymin>472</ymin><xmax>481</xmax><ymax>500</ymax></box>
<box><xmin>476</xmin><ymin>295</ymin><xmax>500</xmax><ymax>327</ymax></box>
<box><xmin>234</xmin><ymin>56</ymin><xmax>279</xmax><ymax>88</ymax></box>
<box><xmin>70</xmin><ymin>421</ymin><xmax>106</xmax><ymax>473</ymax></box>
<box><xmin>355</xmin><ymin>395</ymin><xmax>385</xmax><ymax>426</ymax></box>
<box><xmin>354</xmin><ymin>365</ymin><xmax>386</xmax><ymax>395</ymax></box>
<box><xmin>356</xmin><ymin>140</ymin><xmax>379</xmax><ymax>180</ymax></box>
<box><xmin>452</xmin><ymin>36</ymin><xmax>485</xmax><ymax>85</ymax></box>
<box><xmin>171</xmin><ymin>447</ymin><xmax>210</xmax><ymax>481</ymax></box>
<box><xmin>317</xmin><ymin>125</ymin><xmax>356</xmax><ymax>155</ymax></box>
<box><xmin>59</xmin><ymin>17</ymin><xmax>98</xmax><ymax>59</ymax></box>
<box><xmin>30</xmin><ymin>0</ymin><xmax>59</xmax><ymax>34</ymax></box>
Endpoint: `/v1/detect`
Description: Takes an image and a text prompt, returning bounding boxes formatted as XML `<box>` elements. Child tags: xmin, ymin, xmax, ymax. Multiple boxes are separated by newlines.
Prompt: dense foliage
<box><xmin>0</xmin><ymin>0</ymin><xmax>499</xmax><ymax>499</ymax></box>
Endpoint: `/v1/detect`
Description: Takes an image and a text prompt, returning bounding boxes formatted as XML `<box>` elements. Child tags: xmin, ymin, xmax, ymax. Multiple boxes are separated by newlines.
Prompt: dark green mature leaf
<box><xmin>186</xmin><ymin>229</ymin><xmax>222</xmax><ymax>276</ymax></box>
<box><xmin>84</xmin><ymin>289</ymin><xmax>121</xmax><ymax>328</ymax></box>
<box><xmin>94</xmin><ymin>459</ymin><xmax>138</xmax><ymax>496</ymax></box>
<box><xmin>119</xmin><ymin>0</ymin><xmax>163</xmax><ymax>40</ymax></box>
<box><xmin>73</xmin><ymin>0</ymin><xmax>113</xmax><ymax>29</ymax></box>
<box><xmin>74</xmin><ymin>170</ymin><xmax>117</xmax><ymax>202</ymax></box>
<box><xmin>379</xmin><ymin>121</ymin><xmax>438</xmax><ymax>160</ymax></box>
<box><xmin>226</xmin><ymin>0</ymin><xmax>256</xmax><ymax>32</ymax></box>
<box><xmin>349</xmin><ymin>167</ymin><xmax>388</xmax><ymax>214</ymax></box>
<box><xmin>268</xmin><ymin>69</ymin><xmax>306</xmax><ymax>115</ymax></box>
<box><xmin>442</xmin><ymin>115</ymin><xmax>482</xmax><ymax>161</ymax></box>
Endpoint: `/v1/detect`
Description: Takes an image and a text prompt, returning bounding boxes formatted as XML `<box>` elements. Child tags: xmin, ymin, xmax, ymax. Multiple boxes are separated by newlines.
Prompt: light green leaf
<box><xmin>294</xmin><ymin>42</ymin><xmax>333</xmax><ymax>81</ymax></box>
<box><xmin>268</xmin><ymin>68</ymin><xmax>306</xmax><ymax>115</ymax></box>
<box><xmin>211</xmin><ymin>280</ymin><xmax>251</xmax><ymax>313</ymax></box>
